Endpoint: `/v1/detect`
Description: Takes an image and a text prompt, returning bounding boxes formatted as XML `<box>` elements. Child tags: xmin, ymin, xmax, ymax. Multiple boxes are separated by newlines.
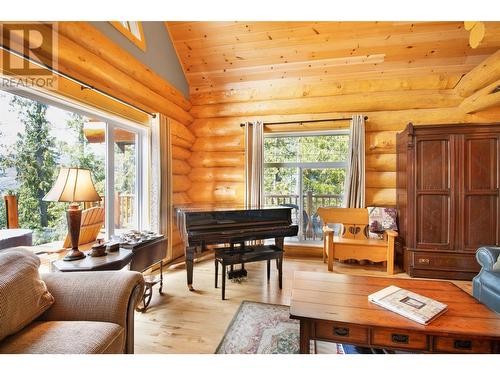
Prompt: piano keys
<box><xmin>176</xmin><ymin>206</ymin><xmax>298</xmax><ymax>291</ymax></box>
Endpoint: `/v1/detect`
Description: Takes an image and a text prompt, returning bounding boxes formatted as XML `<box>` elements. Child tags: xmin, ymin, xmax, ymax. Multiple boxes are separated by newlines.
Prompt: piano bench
<box><xmin>214</xmin><ymin>245</ymin><xmax>283</xmax><ymax>300</ymax></box>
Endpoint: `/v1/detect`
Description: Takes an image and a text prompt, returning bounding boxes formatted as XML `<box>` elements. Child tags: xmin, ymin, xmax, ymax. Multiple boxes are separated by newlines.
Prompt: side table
<box><xmin>50</xmin><ymin>248</ymin><xmax>133</xmax><ymax>272</ymax></box>
<box><xmin>125</xmin><ymin>236</ymin><xmax>167</xmax><ymax>312</ymax></box>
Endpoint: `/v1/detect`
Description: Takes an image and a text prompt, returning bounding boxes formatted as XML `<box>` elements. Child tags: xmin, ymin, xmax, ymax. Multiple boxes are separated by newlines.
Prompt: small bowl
<box><xmin>89</xmin><ymin>243</ymin><xmax>107</xmax><ymax>257</ymax></box>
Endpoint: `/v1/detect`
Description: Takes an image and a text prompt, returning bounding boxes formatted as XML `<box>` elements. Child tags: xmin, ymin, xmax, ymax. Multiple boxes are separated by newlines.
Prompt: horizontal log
<box><xmin>189</xmin><ymin>118</ymin><xmax>244</xmax><ymax>137</ymax></box>
<box><xmin>189</xmin><ymin>167</ymin><xmax>245</xmax><ymax>182</ymax></box>
<box><xmin>173</xmin><ymin>192</ymin><xmax>192</xmax><ymax>205</ymax></box>
<box><xmin>172</xmin><ymin>145</ymin><xmax>192</xmax><ymax>160</ymax></box>
<box><xmin>365</xmin><ymin>188</ymin><xmax>396</xmax><ymax>207</ymax></box>
<box><xmin>172</xmin><ymin>134</ymin><xmax>194</xmax><ymax>149</ymax></box>
<box><xmin>1</xmin><ymin>53</ymin><xmax>150</xmax><ymax>125</ymax></box>
<box><xmin>1</xmin><ymin>24</ymin><xmax>193</xmax><ymax>125</ymax></box>
<box><xmin>187</xmin><ymin>182</ymin><xmax>245</xmax><ymax>203</ymax></box>
<box><xmin>58</xmin><ymin>22</ymin><xmax>191</xmax><ymax>111</ymax></box>
<box><xmin>190</xmin><ymin>90</ymin><xmax>462</xmax><ymax>118</ymax></box>
<box><xmin>366</xmin><ymin>154</ymin><xmax>397</xmax><ymax>172</ymax></box>
<box><xmin>191</xmin><ymin>135</ymin><xmax>245</xmax><ymax>152</ymax></box>
<box><xmin>366</xmin><ymin>172</ymin><xmax>397</xmax><ymax>188</ymax></box>
<box><xmin>173</xmin><ymin>175</ymin><xmax>191</xmax><ymax>193</ymax></box>
<box><xmin>190</xmin><ymin>74</ymin><xmax>463</xmax><ymax>105</ymax></box>
<box><xmin>171</xmin><ymin>119</ymin><xmax>196</xmax><ymax>143</ymax></box>
<box><xmin>189</xmin><ymin>151</ymin><xmax>245</xmax><ymax>168</ymax></box>
<box><xmin>172</xmin><ymin>159</ymin><xmax>192</xmax><ymax>175</ymax></box>
<box><xmin>188</xmin><ymin>107</ymin><xmax>491</xmax><ymax>137</ymax></box>
<box><xmin>366</xmin><ymin>131</ymin><xmax>398</xmax><ymax>154</ymax></box>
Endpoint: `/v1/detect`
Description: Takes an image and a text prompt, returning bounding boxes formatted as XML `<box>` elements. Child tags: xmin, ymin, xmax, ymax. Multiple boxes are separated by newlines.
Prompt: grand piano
<box><xmin>177</xmin><ymin>206</ymin><xmax>298</xmax><ymax>290</ymax></box>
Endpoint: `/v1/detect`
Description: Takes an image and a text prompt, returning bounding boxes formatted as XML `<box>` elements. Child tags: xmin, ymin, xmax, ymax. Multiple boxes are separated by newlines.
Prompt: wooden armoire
<box><xmin>396</xmin><ymin>123</ymin><xmax>500</xmax><ymax>280</ymax></box>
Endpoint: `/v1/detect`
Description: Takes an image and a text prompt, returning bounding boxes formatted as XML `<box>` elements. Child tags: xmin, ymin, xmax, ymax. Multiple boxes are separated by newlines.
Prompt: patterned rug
<box><xmin>215</xmin><ymin>301</ymin><xmax>345</xmax><ymax>354</ymax></box>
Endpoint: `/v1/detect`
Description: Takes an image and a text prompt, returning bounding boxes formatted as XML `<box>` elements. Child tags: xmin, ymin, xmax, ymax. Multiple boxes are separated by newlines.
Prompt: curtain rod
<box><xmin>0</xmin><ymin>44</ymin><xmax>156</xmax><ymax>118</ymax></box>
<box><xmin>239</xmin><ymin>116</ymin><xmax>368</xmax><ymax>127</ymax></box>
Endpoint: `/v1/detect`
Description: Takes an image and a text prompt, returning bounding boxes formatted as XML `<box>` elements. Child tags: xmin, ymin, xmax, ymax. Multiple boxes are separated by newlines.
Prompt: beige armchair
<box><xmin>0</xmin><ymin>271</ymin><xmax>144</xmax><ymax>354</ymax></box>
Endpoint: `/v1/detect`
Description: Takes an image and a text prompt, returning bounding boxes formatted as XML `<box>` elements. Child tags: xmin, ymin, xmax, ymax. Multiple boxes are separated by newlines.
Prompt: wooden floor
<box><xmin>134</xmin><ymin>255</ymin><xmax>472</xmax><ymax>354</ymax></box>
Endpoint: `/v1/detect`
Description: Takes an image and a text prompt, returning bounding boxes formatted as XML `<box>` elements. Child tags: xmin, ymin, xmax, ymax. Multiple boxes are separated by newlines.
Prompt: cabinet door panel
<box><xmin>415</xmin><ymin>137</ymin><xmax>453</xmax><ymax>249</ymax></box>
<box><xmin>464</xmin><ymin>196</ymin><xmax>498</xmax><ymax>250</ymax></box>
<box><xmin>461</xmin><ymin>136</ymin><xmax>500</xmax><ymax>250</ymax></box>
<box><xmin>416</xmin><ymin>195</ymin><xmax>450</xmax><ymax>247</ymax></box>
<box><xmin>417</xmin><ymin>139</ymin><xmax>449</xmax><ymax>190</ymax></box>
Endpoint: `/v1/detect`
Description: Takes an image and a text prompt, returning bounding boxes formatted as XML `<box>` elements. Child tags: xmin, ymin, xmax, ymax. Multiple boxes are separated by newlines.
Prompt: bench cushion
<box><xmin>0</xmin><ymin>321</ymin><xmax>124</xmax><ymax>354</ymax></box>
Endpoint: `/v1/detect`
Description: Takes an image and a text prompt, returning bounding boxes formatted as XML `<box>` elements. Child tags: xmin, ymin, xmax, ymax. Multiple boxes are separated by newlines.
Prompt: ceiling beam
<box><xmin>454</xmin><ymin>50</ymin><xmax>500</xmax><ymax>98</ymax></box>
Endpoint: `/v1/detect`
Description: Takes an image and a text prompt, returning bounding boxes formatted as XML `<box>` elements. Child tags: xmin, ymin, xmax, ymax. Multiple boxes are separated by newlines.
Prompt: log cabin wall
<box><xmin>1</xmin><ymin>22</ymin><xmax>196</xmax><ymax>260</ymax></box>
<box><xmin>166</xmin><ymin>21</ymin><xmax>500</xmax><ymax>207</ymax></box>
<box><xmin>171</xmin><ymin>119</ymin><xmax>196</xmax><ymax>257</ymax></box>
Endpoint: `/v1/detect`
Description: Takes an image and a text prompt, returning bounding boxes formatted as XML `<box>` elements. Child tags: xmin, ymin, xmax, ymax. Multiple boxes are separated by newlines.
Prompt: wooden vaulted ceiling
<box><xmin>166</xmin><ymin>21</ymin><xmax>500</xmax><ymax>105</ymax></box>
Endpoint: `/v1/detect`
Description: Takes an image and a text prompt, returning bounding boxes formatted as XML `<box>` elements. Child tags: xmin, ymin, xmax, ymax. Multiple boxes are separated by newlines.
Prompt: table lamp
<box><xmin>43</xmin><ymin>167</ymin><xmax>101</xmax><ymax>261</ymax></box>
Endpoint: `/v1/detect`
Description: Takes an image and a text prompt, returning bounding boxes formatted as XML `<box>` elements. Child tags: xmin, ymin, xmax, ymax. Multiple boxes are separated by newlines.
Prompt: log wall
<box><xmin>170</xmin><ymin>119</ymin><xmax>196</xmax><ymax>258</ymax></box>
<box><xmin>188</xmin><ymin>105</ymin><xmax>500</xmax><ymax>207</ymax></box>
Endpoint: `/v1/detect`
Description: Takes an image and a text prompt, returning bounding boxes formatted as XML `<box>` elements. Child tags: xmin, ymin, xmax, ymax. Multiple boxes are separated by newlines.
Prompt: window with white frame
<box><xmin>0</xmin><ymin>88</ymin><xmax>150</xmax><ymax>244</ymax></box>
<box><xmin>263</xmin><ymin>130</ymin><xmax>349</xmax><ymax>242</ymax></box>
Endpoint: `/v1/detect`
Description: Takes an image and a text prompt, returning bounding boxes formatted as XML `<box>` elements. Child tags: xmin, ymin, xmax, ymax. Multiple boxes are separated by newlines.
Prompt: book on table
<box><xmin>368</xmin><ymin>285</ymin><xmax>448</xmax><ymax>325</ymax></box>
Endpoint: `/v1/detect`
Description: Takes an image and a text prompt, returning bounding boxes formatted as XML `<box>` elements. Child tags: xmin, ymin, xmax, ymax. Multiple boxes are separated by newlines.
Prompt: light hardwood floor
<box><xmin>134</xmin><ymin>255</ymin><xmax>472</xmax><ymax>354</ymax></box>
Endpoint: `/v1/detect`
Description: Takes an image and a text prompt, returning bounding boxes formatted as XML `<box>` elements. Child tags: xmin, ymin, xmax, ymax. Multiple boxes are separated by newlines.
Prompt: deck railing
<box><xmin>85</xmin><ymin>192</ymin><xmax>135</xmax><ymax>229</ymax></box>
<box><xmin>265</xmin><ymin>192</ymin><xmax>343</xmax><ymax>240</ymax></box>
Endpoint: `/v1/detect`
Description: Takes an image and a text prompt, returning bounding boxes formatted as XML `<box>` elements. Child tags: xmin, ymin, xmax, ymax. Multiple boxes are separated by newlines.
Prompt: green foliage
<box><xmin>114</xmin><ymin>143</ymin><xmax>136</xmax><ymax>195</ymax></box>
<box><xmin>0</xmin><ymin>97</ymin><xmax>107</xmax><ymax>244</ymax></box>
<box><xmin>58</xmin><ymin>113</ymin><xmax>105</xmax><ymax>196</ymax></box>
<box><xmin>264</xmin><ymin>134</ymin><xmax>348</xmax><ymax>211</ymax></box>
<box><xmin>2</xmin><ymin>96</ymin><xmax>59</xmax><ymax>235</ymax></box>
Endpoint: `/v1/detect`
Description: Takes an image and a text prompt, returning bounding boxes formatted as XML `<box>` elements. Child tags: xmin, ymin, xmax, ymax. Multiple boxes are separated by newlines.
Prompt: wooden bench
<box><xmin>317</xmin><ymin>207</ymin><xmax>397</xmax><ymax>274</ymax></box>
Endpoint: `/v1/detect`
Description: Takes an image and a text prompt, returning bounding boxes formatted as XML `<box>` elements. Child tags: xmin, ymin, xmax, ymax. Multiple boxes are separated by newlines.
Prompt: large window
<box><xmin>0</xmin><ymin>89</ymin><xmax>149</xmax><ymax>245</ymax></box>
<box><xmin>264</xmin><ymin>131</ymin><xmax>349</xmax><ymax>242</ymax></box>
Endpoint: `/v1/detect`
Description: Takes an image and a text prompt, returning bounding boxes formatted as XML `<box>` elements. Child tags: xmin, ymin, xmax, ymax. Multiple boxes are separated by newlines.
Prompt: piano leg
<box><xmin>275</xmin><ymin>237</ymin><xmax>284</xmax><ymax>270</ymax></box>
<box><xmin>186</xmin><ymin>246</ymin><xmax>195</xmax><ymax>291</ymax></box>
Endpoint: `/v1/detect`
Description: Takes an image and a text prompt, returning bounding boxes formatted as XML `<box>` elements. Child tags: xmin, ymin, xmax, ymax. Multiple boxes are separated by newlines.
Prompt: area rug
<box><xmin>215</xmin><ymin>301</ymin><xmax>345</xmax><ymax>354</ymax></box>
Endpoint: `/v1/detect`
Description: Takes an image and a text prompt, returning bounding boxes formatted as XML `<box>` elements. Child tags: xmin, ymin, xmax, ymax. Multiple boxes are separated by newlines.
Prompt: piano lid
<box><xmin>175</xmin><ymin>205</ymin><xmax>294</xmax><ymax>247</ymax></box>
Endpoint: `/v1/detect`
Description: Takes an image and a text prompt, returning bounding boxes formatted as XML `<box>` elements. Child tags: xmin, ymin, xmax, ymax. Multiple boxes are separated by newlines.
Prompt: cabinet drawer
<box><xmin>314</xmin><ymin>322</ymin><xmax>368</xmax><ymax>345</ymax></box>
<box><xmin>410</xmin><ymin>251</ymin><xmax>479</xmax><ymax>272</ymax></box>
<box><xmin>371</xmin><ymin>329</ymin><xmax>428</xmax><ymax>350</ymax></box>
<box><xmin>433</xmin><ymin>337</ymin><xmax>493</xmax><ymax>353</ymax></box>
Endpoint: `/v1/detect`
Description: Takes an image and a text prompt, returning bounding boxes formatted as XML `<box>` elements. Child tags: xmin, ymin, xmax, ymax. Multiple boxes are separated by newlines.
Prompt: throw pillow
<box><xmin>367</xmin><ymin>207</ymin><xmax>398</xmax><ymax>239</ymax></box>
<box><xmin>0</xmin><ymin>248</ymin><xmax>55</xmax><ymax>341</ymax></box>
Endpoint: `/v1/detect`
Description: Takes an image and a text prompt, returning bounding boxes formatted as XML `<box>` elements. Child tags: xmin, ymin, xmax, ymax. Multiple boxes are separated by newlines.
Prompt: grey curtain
<box><xmin>244</xmin><ymin>121</ymin><xmax>264</xmax><ymax>208</ymax></box>
<box><xmin>151</xmin><ymin>114</ymin><xmax>172</xmax><ymax>258</ymax></box>
<box><xmin>344</xmin><ymin>114</ymin><xmax>366</xmax><ymax>208</ymax></box>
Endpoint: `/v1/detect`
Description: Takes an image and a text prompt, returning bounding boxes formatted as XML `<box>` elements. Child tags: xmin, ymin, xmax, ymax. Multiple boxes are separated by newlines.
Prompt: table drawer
<box><xmin>314</xmin><ymin>322</ymin><xmax>368</xmax><ymax>345</ymax></box>
<box><xmin>433</xmin><ymin>337</ymin><xmax>493</xmax><ymax>353</ymax></box>
<box><xmin>371</xmin><ymin>329</ymin><xmax>428</xmax><ymax>350</ymax></box>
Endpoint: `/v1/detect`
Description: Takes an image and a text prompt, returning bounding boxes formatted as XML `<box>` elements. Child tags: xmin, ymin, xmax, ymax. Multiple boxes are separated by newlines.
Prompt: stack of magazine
<box><xmin>368</xmin><ymin>285</ymin><xmax>448</xmax><ymax>325</ymax></box>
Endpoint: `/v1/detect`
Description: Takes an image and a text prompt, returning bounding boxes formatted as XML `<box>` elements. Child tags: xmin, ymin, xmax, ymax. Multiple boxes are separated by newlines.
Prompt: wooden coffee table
<box><xmin>290</xmin><ymin>271</ymin><xmax>500</xmax><ymax>353</ymax></box>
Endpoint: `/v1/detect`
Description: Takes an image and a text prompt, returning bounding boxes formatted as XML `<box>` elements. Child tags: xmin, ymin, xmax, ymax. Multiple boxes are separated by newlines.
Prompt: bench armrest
<box><xmin>476</xmin><ymin>247</ymin><xmax>500</xmax><ymax>271</ymax></box>
<box><xmin>385</xmin><ymin>230</ymin><xmax>398</xmax><ymax>238</ymax></box>
<box><xmin>40</xmin><ymin>271</ymin><xmax>144</xmax><ymax>327</ymax></box>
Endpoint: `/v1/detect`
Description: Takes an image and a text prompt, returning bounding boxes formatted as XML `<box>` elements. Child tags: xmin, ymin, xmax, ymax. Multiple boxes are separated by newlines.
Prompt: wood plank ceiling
<box><xmin>166</xmin><ymin>21</ymin><xmax>500</xmax><ymax>105</ymax></box>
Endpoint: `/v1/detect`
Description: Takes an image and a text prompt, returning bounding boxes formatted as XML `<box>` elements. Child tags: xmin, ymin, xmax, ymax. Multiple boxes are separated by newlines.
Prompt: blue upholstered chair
<box><xmin>472</xmin><ymin>246</ymin><xmax>500</xmax><ymax>313</ymax></box>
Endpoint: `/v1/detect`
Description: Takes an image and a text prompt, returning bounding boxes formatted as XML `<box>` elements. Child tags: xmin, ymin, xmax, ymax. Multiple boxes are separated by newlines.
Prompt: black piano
<box><xmin>177</xmin><ymin>206</ymin><xmax>298</xmax><ymax>290</ymax></box>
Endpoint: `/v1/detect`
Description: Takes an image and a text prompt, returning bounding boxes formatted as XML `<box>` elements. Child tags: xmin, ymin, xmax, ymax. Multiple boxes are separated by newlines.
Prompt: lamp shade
<box><xmin>43</xmin><ymin>167</ymin><xmax>101</xmax><ymax>203</ymax></box>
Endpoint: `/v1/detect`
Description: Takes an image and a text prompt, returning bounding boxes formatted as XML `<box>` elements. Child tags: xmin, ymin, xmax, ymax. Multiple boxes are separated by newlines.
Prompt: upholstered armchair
<box><xmin>472</xmin><ymin>246</ymin><xmax>500</xmax><ymax>313</ymax></box>
<box><xmin>0</xmin><ymin>270</ymin><xmax>144</xmax><ymax>354</ymax></box>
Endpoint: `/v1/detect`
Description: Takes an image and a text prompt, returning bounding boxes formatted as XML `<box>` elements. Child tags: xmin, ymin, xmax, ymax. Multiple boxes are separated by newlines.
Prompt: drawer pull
<box><xmin>454</xmin><ymin>340</ymin><xmax>472</xmax><ymax>350</ymax></box>
<box><xmin>333</xmin><ymin>327</ymin><xmax>350</xmax><ymax>337</ymax></box>
<box><xmin>418</xmin><ymin>258</ymin><xmax>430</xmax><ymax>264</ymax></box>
<box><xmin>391</xmin><ymin>334</ymin><xmax>409</xmax><ymax>344</ymax></box>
